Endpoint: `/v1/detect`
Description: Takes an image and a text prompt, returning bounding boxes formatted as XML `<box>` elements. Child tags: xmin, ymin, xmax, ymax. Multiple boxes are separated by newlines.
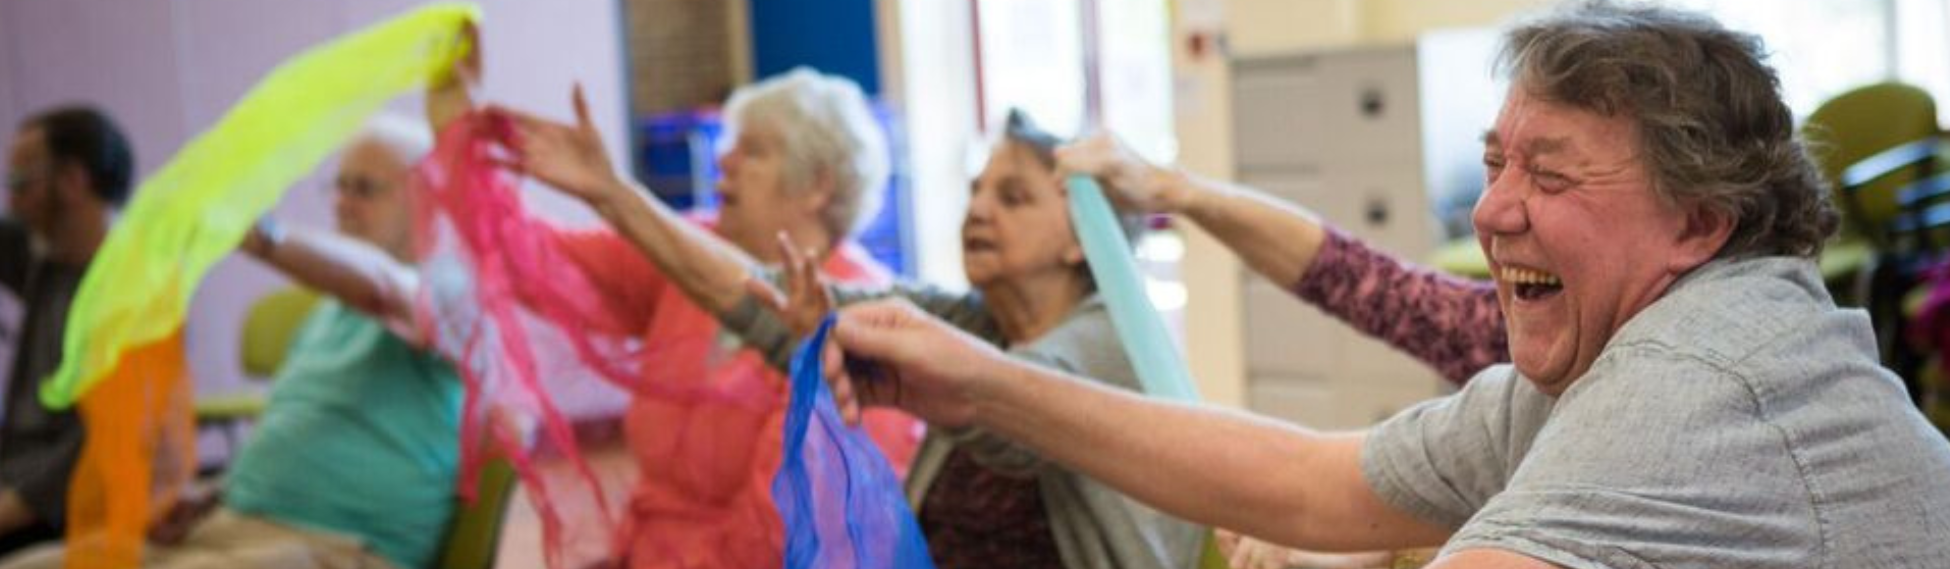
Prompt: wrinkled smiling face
<box><xmin>1474</xmin><ymin>87</ymin><xmax>1705</xmax><ymax>394</ymax></box>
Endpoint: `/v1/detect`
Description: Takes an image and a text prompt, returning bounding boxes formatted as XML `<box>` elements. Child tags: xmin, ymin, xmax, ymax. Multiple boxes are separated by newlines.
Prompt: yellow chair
<box><xmin>195</xmin><ymin>287</ymin><xmax>322</xmax><ymax>457</ymax></box>
<box><xmin>239</xmin><ymin>287</ymin><xmax>325</xmax><ymax>379</ymax></box>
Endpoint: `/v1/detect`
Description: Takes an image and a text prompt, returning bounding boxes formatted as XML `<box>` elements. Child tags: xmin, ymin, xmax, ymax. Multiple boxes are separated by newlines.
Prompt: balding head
<box><xmin>333</xmin><ymin>114</ymin><xmax>431</xmax><ymax>259</ymax></box>
<box><xmin>358</xmin><ymin>113</ymin><xmax>434</xmax><ymax>165</ymax></box>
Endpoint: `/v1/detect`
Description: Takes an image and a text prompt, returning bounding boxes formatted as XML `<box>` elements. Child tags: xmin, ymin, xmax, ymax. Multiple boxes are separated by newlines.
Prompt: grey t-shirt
<box><xmin>1363</xmin><ymin>256</ymin><xmax>1950</xmax><ymax>568</ymax></box>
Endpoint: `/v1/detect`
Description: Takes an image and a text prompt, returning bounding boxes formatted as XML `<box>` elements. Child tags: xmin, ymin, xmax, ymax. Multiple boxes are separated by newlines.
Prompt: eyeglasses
<box><xmin>330</xmin><ymin>176</ymin><xmax>397</xmax><ymax>200</ymax></box>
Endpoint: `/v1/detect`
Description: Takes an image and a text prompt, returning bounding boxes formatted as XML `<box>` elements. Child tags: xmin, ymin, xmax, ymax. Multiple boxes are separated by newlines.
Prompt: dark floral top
<box><xmin>1290</xmin><ymin>228</ymin><xmax>1507</xmax><ymax>384</ymax></box>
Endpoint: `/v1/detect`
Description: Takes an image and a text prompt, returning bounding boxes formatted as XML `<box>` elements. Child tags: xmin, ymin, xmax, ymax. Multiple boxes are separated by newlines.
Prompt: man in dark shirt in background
<box><xmin>0</xmin><ymin>106</ymin><xmax>133</xmax><ymax>556</ymax></box>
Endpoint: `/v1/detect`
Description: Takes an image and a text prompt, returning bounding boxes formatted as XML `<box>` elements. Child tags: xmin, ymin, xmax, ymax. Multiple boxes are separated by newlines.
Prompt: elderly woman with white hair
<box><xmin>487</xmin><ymin>67</ymin><xmax>921</xmax><ymax>568</ymax></box>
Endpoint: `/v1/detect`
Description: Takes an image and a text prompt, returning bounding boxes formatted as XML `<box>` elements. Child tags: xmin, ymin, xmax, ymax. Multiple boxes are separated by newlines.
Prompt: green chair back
<box><xmin>1197</xmin><ymin>531</ymin><xmax>1230</xmax><ymax>569</ymax></box>
<box><xmin>240</xmin><ymin>287</ymin><xmax>323</xmax><ymax>379</ymax></box>
<box><xmin>1803</xmin><ymin>82</ymin><xmax>1939</xmax><ymax>246</ymax></box>
<box><xmin>434</xmin><ymin>459</ymin><xmax>520</xmax><ymax>569</ymax></box>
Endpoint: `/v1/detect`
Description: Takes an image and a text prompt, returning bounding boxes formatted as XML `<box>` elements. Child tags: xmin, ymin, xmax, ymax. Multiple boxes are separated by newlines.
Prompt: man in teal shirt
<box><xmin>214</xmin><ymin>119</ymin><xmax>464</xmax><ymax>569</ymax></box>
<box><xmin>221</xmin><ymin>279</ymin><xmax>463</xmax><ymax>568</ymax></box>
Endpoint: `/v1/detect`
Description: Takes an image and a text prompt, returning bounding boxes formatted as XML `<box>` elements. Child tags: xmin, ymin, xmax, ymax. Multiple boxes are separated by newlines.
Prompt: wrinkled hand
<box><xmin>486</xmin><ymin>85</ymin><xmax>629</xmax><ymax>205</ymax></box>
<box><xmin>1055</xmin><ymin>132</ymin><xmax>1182</xmax><ymax>214</ymax></box>
<box><xmin>148</xmin><ymin>484</ymin><xmax>221</xmax><ymax>546</ymax></box>
<box><xmin>427</xmin><ymin>22</ymin><xmax>482</xmax><ymax>130</ymax></box>
<box><xmin>0</xmin><ymin>490</ymin><xmax>33</xmax><ymax>534</ymax></box>
<box><xmin>745</xmin><ymin>231</ymin><xmax>832</xmax><ymax>338</ymax></box>
<box><xmin>822</xmin><ymin>299</ymin><xmax>1004</xmax><ymax>428</ymax></box>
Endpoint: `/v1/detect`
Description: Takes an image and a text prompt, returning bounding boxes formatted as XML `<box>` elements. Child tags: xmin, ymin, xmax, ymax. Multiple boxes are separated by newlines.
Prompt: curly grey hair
<box><xmin>724</xmin><ymin>67</ymin><xmax>890</xmax><ymax>241</ymax></box>
<box><xmin>1499</xmin><ymin>0</ymin><xmax>1837</xmax><ymax>259</ymax></box>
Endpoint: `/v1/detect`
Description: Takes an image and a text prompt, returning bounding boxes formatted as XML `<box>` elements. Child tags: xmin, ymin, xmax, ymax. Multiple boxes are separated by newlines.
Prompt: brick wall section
<box><xmin>624</xmin><ymin>0</ymin><xmax>736</xmax><ymax>115</ymax></box>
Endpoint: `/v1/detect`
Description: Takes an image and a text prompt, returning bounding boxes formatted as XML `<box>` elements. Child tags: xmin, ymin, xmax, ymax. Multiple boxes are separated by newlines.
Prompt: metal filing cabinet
<box><xmin>1229</xmin><ymin>32</ymin><xmax>1502</xmax><ymax>429</ymax></box>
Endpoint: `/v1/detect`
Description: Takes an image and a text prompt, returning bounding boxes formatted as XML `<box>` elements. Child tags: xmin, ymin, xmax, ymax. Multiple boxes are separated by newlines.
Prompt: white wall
<box><xmin>1223</xmin><ymin>0</ymin><xmax>1363</xmax><ymax>54</ymax></box>
<box><xmin>1362</xmin><ymin>0</ymin><xmax>1546</xmax><ymax>42</ymax></box>
<box><xmin>887</xmin><ymin>0</ymin><xmax>980</xmax><ymax>290</ymax></box>
<box><xmin>0</xmin><ymin>0</ymin><xmax>628</xmax><ymax>403</ymax></box>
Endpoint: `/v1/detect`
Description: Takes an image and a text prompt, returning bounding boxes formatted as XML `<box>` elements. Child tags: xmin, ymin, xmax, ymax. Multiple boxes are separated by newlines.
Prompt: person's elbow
<box><xmin>342</xmin><ymin>288</ymin><xmax>395</xmax><ymax>319</ymax></box>
<box><xmin>348</xmin><ymin>273</ymin><xmax>417</xmax><ymax>324</ymax></box>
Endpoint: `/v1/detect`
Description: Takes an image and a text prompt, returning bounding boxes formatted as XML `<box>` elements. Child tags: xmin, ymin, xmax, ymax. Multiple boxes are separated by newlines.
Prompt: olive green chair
<box><xmin>195</xmin><ymin>287</ymin><xmax>321</xmax><ymax>459</ymax></box>
<box><xmin>1198</xmin><ymin>532</ymin><xmax>1228</xmax><ymax>569</ymax></box>
<box><xmin>435</xmin><ymin>459</ymin><xmax>519</xmax><ymax>569</ymax></box>
<box><xmin>238</xmin><ymin>287</ymin><xmax>324</xmax><ymax>379</ymax></box>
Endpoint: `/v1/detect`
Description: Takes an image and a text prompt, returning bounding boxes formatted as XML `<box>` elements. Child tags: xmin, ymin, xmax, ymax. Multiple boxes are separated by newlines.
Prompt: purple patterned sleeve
<box><xmin>1289</xmin><ymin>227</ymin><xmax>1507</xmax><ymax>385</ymax></box>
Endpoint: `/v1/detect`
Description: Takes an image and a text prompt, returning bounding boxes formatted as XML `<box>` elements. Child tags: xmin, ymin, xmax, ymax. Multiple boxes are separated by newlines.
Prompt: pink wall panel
<box><xmin>3</xmin><ymin>0</ymin><xmax>188</xmax><ymax>184</ymax></box>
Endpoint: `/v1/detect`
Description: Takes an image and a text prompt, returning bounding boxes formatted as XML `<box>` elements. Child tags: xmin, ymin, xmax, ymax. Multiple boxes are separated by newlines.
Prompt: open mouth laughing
<box><xmin>1503</xmin><ymin>265</ymin><xmax>1563</xmax><ymax>301</ymax></box>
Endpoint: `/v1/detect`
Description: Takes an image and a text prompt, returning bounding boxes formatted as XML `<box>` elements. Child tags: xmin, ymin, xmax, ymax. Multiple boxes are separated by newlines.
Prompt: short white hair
<box><xmin>357</xmin><ymin>112</ymin><xmax>433</xmax><ymax>165</ymax></box>
<box><xmin>724</xmin><ymin>67</ymin><xmax>889</xmax><ymax>240</ymax></box>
